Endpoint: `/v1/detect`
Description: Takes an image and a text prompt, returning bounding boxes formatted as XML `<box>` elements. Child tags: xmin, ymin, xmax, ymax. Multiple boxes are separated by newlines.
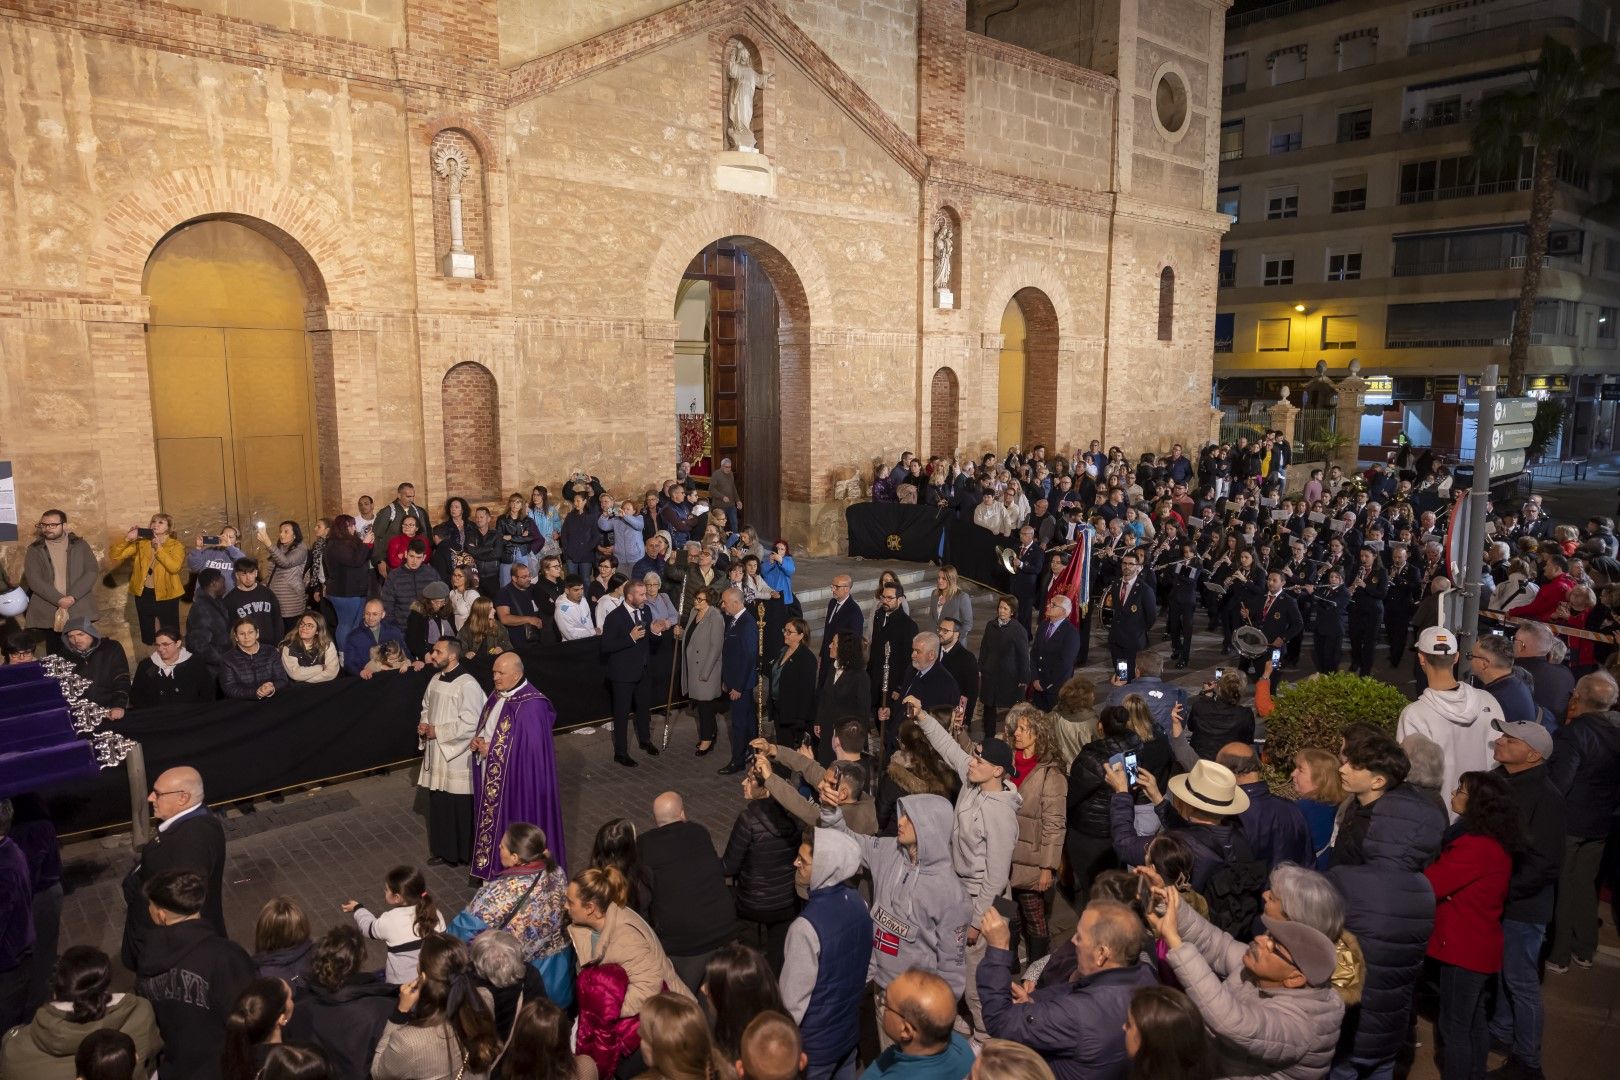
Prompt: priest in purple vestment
<box><xmin>470</xmin><ymin>652</ymin><xmax>568</xmax><ymax>879</ymax></box>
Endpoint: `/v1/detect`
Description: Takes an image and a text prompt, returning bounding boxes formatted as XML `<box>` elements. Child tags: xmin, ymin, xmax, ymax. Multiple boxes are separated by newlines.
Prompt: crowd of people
<box><xmin>1</xmin><ymin>438</ymin><xmax>1619</xmax><ymax>1080</ymax></box>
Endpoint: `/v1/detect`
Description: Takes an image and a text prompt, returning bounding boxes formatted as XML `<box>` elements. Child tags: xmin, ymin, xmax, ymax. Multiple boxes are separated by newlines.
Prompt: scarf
<box><xmin>151</xmin><ymin>646</ymin><xmax>193</xmax><ymax>676</ymax></box>
<box><xmin>45</xmin><ymin>534</ymin><xmax>70</xmax><ymax>595</ymax></box>
<box><xmin>1012</xmin><ymin>750</ymin><xmax>1039</xmax><ymax>788</ymax></box>
<box><xmin>288</xmin><ymin>640</ymin><xmax>325</xmax><ymax>668</ymax></box>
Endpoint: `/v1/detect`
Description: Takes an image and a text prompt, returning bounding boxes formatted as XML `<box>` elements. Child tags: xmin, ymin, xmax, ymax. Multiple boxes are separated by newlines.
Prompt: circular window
<box><xmin>1153</xmin><ymin>68</ymin><xmax>1190</xmax><ymax>139</ymax></box>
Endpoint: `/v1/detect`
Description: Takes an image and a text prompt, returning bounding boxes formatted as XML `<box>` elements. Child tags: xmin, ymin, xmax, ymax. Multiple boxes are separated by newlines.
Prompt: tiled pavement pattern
<box><xmin>54</xmin><ymin>548</ymin><xmax>1620</xmax><ymax>1078</ymax></box>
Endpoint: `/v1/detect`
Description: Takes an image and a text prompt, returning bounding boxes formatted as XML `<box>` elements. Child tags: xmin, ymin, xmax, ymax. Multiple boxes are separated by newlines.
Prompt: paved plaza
<box><xmin>52</xmin><ymin>511</ymin><xmax>1620</xmax><ymax>1079</ymax></box>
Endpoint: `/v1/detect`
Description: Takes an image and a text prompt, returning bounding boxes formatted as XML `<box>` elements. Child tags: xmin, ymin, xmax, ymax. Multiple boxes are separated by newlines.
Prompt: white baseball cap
<box><xmin>1417</xmin><ymin>626</ymin><xmax>1457</xmax><ymax>656</ymax></box>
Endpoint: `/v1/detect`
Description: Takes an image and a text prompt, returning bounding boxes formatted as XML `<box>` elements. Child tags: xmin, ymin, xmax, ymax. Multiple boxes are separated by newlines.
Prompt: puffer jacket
<box><xmin>1067</xmin><ymin>734</ymin><xmax>1141</xmax><ymax>838</ymax></box>
<box><xmin>1327</xmin><ymin>784</ymin><xmax>1445</xmax><ymax>1065</ymax></box>
<box><xmin>918</xmin><ymin>712</ymin><xmax>1021</xmax><ymax>926</ymax></box>
<box><xmin>109</xmin><ymin>536</ymin><xmax>187</xmax><ymax>601</ymax></box>
<box><xmin>1549</xmin><ymin>710</ymin><xmax>1620</xmax><ymax>837</ymax></box>
<box><xmin>722</xmin><ymin>797</ymin><xmax>801</xmax><ymax>918</ymax></box>
<box><xmin>1010</xmin><ymin>757</ymin><xmax>1067</xmax><ymax>890</ymax></box>
<box><xmin>1166</xmin><ymin>902</ymin><xmax>1344</xmax><ymax>1080</ymax></box>
<box><xmin>821</xmin><ymin>793</ymin><xmax>969</xmax><ymax>996</ymax></box>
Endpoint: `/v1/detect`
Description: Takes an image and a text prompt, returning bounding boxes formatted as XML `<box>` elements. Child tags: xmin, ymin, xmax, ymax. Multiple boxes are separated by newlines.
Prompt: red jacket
<box><xmin>1508</xmin><ymin>573</ymin><xmax>1574</xmax><ymax>621</ymax></box>
<box><xmin>1425</xmin><ymin>831</ymin><xmax>1512</xmax><ymax>973</ymax></box>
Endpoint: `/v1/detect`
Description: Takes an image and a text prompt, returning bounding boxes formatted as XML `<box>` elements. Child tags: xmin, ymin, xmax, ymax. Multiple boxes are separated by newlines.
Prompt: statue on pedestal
<box><xmin>726</xmin><ymin>41</ymin><xmax>772</xmax><ymax>153</ymax></box>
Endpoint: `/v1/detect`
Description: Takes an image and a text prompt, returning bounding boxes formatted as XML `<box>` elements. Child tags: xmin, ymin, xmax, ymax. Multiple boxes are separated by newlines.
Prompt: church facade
<box><xmin>0</xmin><ymin>0</ymin><xmax>1229</xmax><ymax>570</ymax></box>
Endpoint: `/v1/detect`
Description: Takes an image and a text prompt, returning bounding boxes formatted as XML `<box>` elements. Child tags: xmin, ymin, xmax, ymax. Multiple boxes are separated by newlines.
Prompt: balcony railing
<box><xmin>1387</xmin><ymin>335</ymin><xmax>1510</xmax><ymax>349</ymax></box>
<box><xmin>1218</xmin><ymin>269</ymin><xmax>1236</xmax><ymax>287</ymax></box>
<box><xmin>1391</xmin><ymin>252</ymin><xmax>1576</xmax><ymax>276</ymax></box>
<box><xmin>1397</xmin><ymin>177</ymin><xmax>1531</xmax><ymax>204</ymax></box>
<box><xmin>1402</xmin><ymin>102</ymin><xmax>1478</xmax><ymax>132</ymax></box>
<box><xmin>1221</xmin><ymin>148</ymin><xmax>1244</xmax><ymax>161</ymax></box>
<box><xmin>1408</xmin><ymin>3</ymin><xmax>1608</xmax><ymax>55</ymax></box>
<box><xmin>1230</xmin><ymin>0</ymin><xmax>1348</xmax><ymax>30</ymax></box>
<box><xmin>1223</xmin><ymin>81</ymin><xmax>1247</xmax><ymax>95</ymax></box>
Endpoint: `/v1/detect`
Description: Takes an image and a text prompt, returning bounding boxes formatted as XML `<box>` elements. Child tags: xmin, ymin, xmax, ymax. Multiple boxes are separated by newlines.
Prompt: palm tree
<box><xmin>1471</xmin><ymin>36</ymin><xmax>1620</xmax><ymax>394</ymax></box>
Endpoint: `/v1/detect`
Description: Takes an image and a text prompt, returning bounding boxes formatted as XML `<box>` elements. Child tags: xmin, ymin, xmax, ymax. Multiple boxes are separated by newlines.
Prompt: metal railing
<box><xmin>1396</xmin><ymin>177</ymin><xmax>1531</xmax><ymax>204</ymax></box>
<box><xmin>1223</xmin><ymin>81</ymin><xmax>1247</xmax><ymax>95</ymax></box>
<box><xmin>1386</xmin><ymin>335</ymin><xmax>1510</xmax><ymax>349</ymax></box>
<box><xmin>1230</xmin><ymin>0</ymin><xmax>1349</xmax><ymax>30</ymax></box>
<box><xmin>1401</xmin><ymin>103</ymin><xmax>1478</xmax><ymax>132</ymax></box>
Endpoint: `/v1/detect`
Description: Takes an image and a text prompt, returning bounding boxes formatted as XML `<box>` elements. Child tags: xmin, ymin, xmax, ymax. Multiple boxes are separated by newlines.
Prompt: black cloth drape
<box><xmin>945</xmin><ymin>519</ymin><xmax>1014</xmax><ymax>592</ymax></box>
<box><xmin>41</xmin><ymin>636</ymin><xmax>679</xmax><ymax>835</ymax></box>
<box><xmin>845</xmin><ymin>503</ymin><xmax>947</xmax><ymax>562</ymax></box>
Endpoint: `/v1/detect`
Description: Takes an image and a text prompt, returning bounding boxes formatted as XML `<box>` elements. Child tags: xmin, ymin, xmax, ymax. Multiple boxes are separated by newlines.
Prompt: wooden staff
<box><xmin>877</xmin><ymin>640</ymin><xmax>891</xmax><ymax>766</ymax></box>
<box><xmin>661</xmin><ymin>583</ymin><xmax>689</xmax><ymax>749</ymax></box>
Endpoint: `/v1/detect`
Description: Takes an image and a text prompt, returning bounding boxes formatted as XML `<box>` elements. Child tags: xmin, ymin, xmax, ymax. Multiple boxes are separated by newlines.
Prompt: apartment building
<box><xmin>1215</xmin><ymin>0</ymin><xmax>1620</xmax><ymax>456</ymax></box>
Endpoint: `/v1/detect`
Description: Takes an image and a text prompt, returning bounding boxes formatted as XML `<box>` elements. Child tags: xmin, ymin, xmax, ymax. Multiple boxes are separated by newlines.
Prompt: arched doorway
<box><xmin>997</xmin><ymin>288</ymin><xmax>1059</xmax><ymax>451</ymax></box>
<box><xmin>674</xmin><ymin>237</ymin><xmax>809</xmax><ymax>543</ymax></box>
<box><xmin>143</xmin><ymin>218</ymin><xmax>321</xmax><ymax>538</ymax></box>
<box><xmin>442</xmin><ymin>362</ymin><xmax>501</xmax><ymax>499</ymax></box>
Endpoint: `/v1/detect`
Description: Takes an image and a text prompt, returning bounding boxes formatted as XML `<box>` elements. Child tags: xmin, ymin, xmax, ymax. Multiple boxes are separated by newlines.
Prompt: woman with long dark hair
<box><xmin>1425</xmin><ymin>771</ymin><xmax>1521</xmax><ymax>1080</ymax></box>
<box><xmin>497</xmin><ymin>999</ymin><xmax>595</xmax><ymax>1080</ymax></box>
<box><xmin>812</xmin><ymin>630</ymin><xmax>869</xmax><ymax>765</ymax></box>
<box><xmin>767</xmin><ymin>617</ymin><xmax>816</xmax><ymax>750</ymax></box>
<box><xmin>260</xmin><ymin>520</ymin><xmax>309</xmax><ymax>633</ymax></box>
<box><xmin>370</xmin><ymin>935</ymin><xmax>500</xmax><ymax>1080</ymax></box>
<box><xmin>699</xmin><ymin>945</ymin><xmax>783</xmax><ymax>1065</ymax></box>
<box><xmin>323</xmin><ymin>515</ymin><xmax>372</xmax><ymax>648</ymax></box>
<box><xmin>1125</xmin><ymin>986</ymin><xmax>1215</xmax><ymax>1080</ymax></box>
<box><xmin>589</xmin><ymin>819</ymin><xmax>652</xmax><ymax>917</ymax></box>
<box><xmin>255</xmin><ymin>1045</ymin><xmax>334</xmax><ymax>1080</ymax></box>
<box><xmin>221</xmin><ymin>977</ymin><xmax>295</xmax><ymax>1080</ymax></box>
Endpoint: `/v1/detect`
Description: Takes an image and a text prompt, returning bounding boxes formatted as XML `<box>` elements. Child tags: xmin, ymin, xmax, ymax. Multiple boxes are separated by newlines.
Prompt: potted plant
<box><xmin>1262</xmin><ymin>672</ymin><xmax>1409</xmax><ymax>790</ymax></box>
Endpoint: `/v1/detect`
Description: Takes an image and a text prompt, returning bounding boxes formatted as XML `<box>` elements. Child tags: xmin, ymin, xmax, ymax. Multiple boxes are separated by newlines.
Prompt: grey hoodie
<box><xmin>780</xmin><ymin>829</ymin><xmax>866</xmax><ymax>1021</ymax></box>
<box><xmin>918</xmin><ymin>712</ymin><xmax>1021</xmax><ymax>926</ymax></box>
<box><xmin>822</xmin><ymin>793</ymin><xmax>970</xmax><ymax>996</ymax></box>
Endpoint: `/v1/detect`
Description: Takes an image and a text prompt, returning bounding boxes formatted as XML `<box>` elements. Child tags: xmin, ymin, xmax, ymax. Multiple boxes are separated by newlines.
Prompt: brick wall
<box><xmin>918</xmin><ymin>0</ymin><xmax>966</xmax><ymax>155</ymax></box>
<box><xmin>1016</xmin><ymin>287</ymin><xmax>1060</xmax><ymax>448</ymax></box>
<box><xmin>406</xmin><ymin>0</ymin><xmax>499</xmax><ymax>65</ymax></box>
<box><xmin>929</xmin><ymin>367</ymin><xmax>960</xmax><ymax>458</ymax></box>
<box><xmin>496</xmin><ymin>0</ymin><xmax>682</xmax><ymax>68</ymax></box>
<box><xmin>784</xmin><ymin>0</ymin><xmax>920</xmax><ymax>135</ymax></box>
<box><xmin>440</xmin><ymin>361</ymin><xmax>501</xmax><ymax>499</ymax></box>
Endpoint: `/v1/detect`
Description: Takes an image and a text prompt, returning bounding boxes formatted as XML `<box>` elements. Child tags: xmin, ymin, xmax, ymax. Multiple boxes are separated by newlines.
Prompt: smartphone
<box><xmin>1115</xmin><ymin>661</ymin><xmax>1129</xmax><ymax>678</ymax></box>
<box><xmin>1271</xmin><ymin>647</ymin><xmax>1282</xmax><ymax>664</ymax></box>
<box><xmin>136</xmin><ymin>528</ymin><xmax>154</xmax><ymax>540</ymax></box>
<box><xmin>1124</xmin><ymin>751</ymin><xmax>1140</xmax><ymax>787</ymax></box>
<box><xmin>1214</xmin><ymin>666</ymin><xmax>1225</xmax><ymax>680</ymax></box>
<box><xmin>991</xmin><ymin>896</ymin><xmax>1020</xmax><ymax>922</ymax></box>
<box><xmin>202</xmin><ymin>535</ymin><xmax>222</xmax><ymax>547</ymax></box>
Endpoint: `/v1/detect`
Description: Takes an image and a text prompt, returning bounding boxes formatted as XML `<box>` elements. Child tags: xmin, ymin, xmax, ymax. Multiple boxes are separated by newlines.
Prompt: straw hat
<box><xmin>1168</xmin><ymin>760</ymin><xmax>1250</xmax><ymax>817</ymax></box>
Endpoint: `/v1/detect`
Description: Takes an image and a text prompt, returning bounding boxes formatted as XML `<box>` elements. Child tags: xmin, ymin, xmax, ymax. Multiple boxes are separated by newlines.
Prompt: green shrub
<box><xmin>1263</xmin><ymin>673</ymin><xmax>1409</xmax><ymax>789</ymax></box>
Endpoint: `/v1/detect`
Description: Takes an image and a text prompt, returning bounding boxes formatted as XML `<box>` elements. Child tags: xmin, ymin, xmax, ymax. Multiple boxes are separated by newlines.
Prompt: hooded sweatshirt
<box><xmin>821</xmin><ymin>794</ymin><xmax>970</xmax><ymax>996</ymax></box>
<box><xmin>133</xmin><ymin>918</ymin><xmax>255</xmax><ymax>1080</ymax></box>
<box><xmin>0</xmin><ymin>993</ymin><xmax>162</xmax><ymax>1080</ymax></box>
<box><xmin>1396</xmin><ymin>682</ymin><xmax>1502</xmax><ymax>821</ymax></box>
<box><xmin>917</xmin><ymin>711</ymin><xmax>1021</xmax><ymax>927</ymax></box>
<box><xmin>780</xmin><ymin>829</ymin><xmax>873</xmax><ymax>1065</ymax></box>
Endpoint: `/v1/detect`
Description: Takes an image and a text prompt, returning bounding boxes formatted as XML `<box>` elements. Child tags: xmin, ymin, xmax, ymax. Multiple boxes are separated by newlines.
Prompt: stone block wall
<box><xmin>785</xmin><ymin>0</ymin><xmax>920</xmax><ymax>136</ymax></box>
<box><xmin>166</xmin><ymin>0</ymin><xmax>406</xmax><ymax>50</ymax></box>
<box><xmin>963</xmin><ymin>36</ymin><xmax>1114</xmax><ymax>191</ymax></box>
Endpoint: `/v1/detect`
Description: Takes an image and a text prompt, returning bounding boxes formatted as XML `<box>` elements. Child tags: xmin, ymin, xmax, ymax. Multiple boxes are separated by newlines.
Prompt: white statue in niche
<box><xmin>933</xmin><ymin>217</ymin><xmax>954</xmax><ymax>291</ymax></box>
<box><xmin>726</xmin><ymin>41</ymin><xmax>772</xmax><ymax>152</ymax></box>
<box><xmin>433</xmin><ymin>140</ymin><xmax>476</xmax><ymax>278</ymax></box>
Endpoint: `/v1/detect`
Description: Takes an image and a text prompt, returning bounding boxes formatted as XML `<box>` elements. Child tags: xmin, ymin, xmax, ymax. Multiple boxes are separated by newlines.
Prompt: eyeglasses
<box><xmin>36</xmin><ymin>520</ymin><xmax>63</xmax><ymax>529</ymax></box>
<box><xmin>150</xmin><ymin>788</ymin><xmax>187</xmax><ymax>800</ymax></box>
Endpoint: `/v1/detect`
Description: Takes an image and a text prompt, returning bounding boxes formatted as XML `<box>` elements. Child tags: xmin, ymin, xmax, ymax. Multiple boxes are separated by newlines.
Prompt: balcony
<box><xmin>1402</xmin><ymin>102</ymin><xmax>1478</xmax><ymax>132</ymax></box>
<box><xmin>1408</xmin><ymin>0</ymin><xmax>1609</xmax><ymax>55</ymax></box>
<box><xmin>1223</xmin><ymin>81</ymin><xmax>1247</xmax><ymax>95</ymax></box>
<box><xmin>1387</xmin><ymin>335</ymin><xmax>1510</xmax><ymax>349</ymax></box>
<box><xmin>1230</xmin><ymin>0</ymin><xmax>1347</xmax><ymax>30</ymax></box>
<box><xmin>1397</xmin><ymin>177</ymin><xmax>1531</xmax><ymax>204</ymax></box>
<box><xmin>1221</xmin><ymin>147</ymin><xmax>1245</xmax><ymax>161</ymax></box>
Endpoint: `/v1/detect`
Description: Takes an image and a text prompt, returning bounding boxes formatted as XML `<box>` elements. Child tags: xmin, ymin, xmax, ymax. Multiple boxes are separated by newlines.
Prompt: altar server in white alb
<box><xmin>416</xmin><ymin>636</ymin><xmax>486</xmax><ymax>867</ymax></box>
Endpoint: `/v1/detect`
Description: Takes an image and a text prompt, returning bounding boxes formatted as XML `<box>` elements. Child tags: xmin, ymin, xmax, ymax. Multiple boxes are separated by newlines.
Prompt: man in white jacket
<box><xmin>416</xmin><ymin>638</ymin><xmax>485</xmax><ymax>866</ymax></box>
<box><xmin>1396</xmin><ymin>626</ymin><xmax>1502</xmax><ymax>820</ymax></box>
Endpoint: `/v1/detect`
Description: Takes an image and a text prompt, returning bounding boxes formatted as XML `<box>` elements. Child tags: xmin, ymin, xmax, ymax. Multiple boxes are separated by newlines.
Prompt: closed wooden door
<box><xmin>144</xmin><ymin>220</ymin><xmax>318</xmax><ymax>539</ymax></box>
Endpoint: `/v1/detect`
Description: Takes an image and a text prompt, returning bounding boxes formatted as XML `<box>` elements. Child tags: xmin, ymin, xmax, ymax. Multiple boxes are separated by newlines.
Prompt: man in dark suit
<box><xmin>937</xmin><ymin>616</ymin><xmax>980</xmax><ymax>728</ymax></box>
<box><xmin>818</xmin><ymin>574</ymin><xmax>863</xmax><ymax>682</ymax></box>
<box><xmin>718</xmin><ymin>587</ymin><xmax>760</xmax><ymax>775</ymax></box>
<box><xmin>1030</xmin><ymin>595</ymin><xmax>1082</xmax><ymax>710</ymax></box>
<box><xmin>1241</xmin><ymin>571</ymin><xmax>1304</xmax><ymax>685</ymax></box>
<box><xmin>1106</xmin><ymin>551</ymin><xmax>1158</xmax><ymax>681</ymax></box>
<box><xmin>1007</xmin><ymin>525</ymin><xmax>1044</xmax><ymax>631</ymax></box>
<box><xmin>121</xmin><ymin>765</ymin><xmax>226</xmax><ymax>972</ymax></box>
<box><xmin>1346</xmin><ymin>546</ymin><xmax>1389</xmax><ymax>677</ymax></box>
<box><xmin>887</xmin><ymin>631</ymin><xmax>960</xmax><ymax>752</ymax></box>
<box><xmin>600</xmin><ymin>579</ymin><xmax>670</xmax><ymax>767</ymax></box>
<box><xmin>867</xmin><ymin>583</ymin><xmax>917</xmax><ymax>726</ymax></box>
<box><xmin>1382</xmin><ymin>545</ymin><xmax>1422</xmax><ymax>668</ymax></box>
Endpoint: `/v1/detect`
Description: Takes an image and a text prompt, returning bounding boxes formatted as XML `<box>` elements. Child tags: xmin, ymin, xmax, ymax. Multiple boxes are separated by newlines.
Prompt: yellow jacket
<box><xmin>109</xmin><ymin>536</ymin><xmax>187</xmax><ymax>601</ymax></box>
